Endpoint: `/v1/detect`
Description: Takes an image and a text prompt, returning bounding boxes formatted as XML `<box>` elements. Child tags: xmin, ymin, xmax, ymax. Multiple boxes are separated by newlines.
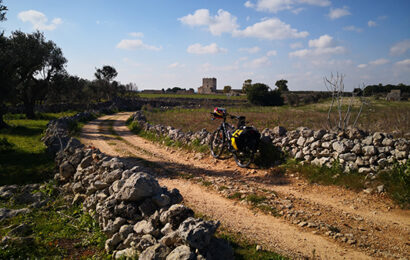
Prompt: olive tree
<box><xmin>9</xmin><ymin>31</ymin><xmax>67</xmax><ymax>118</ymax></box>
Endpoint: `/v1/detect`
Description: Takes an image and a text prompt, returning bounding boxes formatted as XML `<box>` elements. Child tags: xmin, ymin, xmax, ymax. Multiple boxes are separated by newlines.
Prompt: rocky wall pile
<box><xmin>130</xmin><ymin>111</ymin><xmax>409</xmax><ymax>175</ymax></box>
<box><xmin>43</xmin><ymin>112</ymin><xmax>233</xmax><ymax>259</ymax></box>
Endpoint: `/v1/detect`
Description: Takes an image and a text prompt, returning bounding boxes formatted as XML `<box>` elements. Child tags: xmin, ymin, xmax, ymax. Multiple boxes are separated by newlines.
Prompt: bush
<box><xmin>246</xmin><ymin>83</ymin><xmax>284</xmax><ymax>106</ymax></box>
<box><xmin>254</xmin><ymin>137</ymin><xmax>284</xmax><ymax>168</ymax></box>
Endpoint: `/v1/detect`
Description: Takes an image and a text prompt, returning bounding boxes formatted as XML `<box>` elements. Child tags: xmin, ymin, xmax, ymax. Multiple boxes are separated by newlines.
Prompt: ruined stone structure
<box><xmin>198</xmin><ymin>78</ymin><xmax>217</xmax><ymax>94</ymax></box>
<box><xmin>386</xmin><ymin>89</ymin><xmax>401</xmax><ymax>101</ymax></box>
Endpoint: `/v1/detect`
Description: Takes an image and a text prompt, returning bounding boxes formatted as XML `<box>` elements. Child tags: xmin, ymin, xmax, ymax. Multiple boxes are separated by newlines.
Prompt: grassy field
<box><xmin>143</xmin><ymin>98</ymin><xmax>410</xmax><ymax>137</ymax></box>
<box><xmin>0</xmin><ymin>112</ymin><xmax>79</xmax><ymax>185</ymax></box>
<box><xmin>138</xmin><ymin>92</ymin><xmax>247</xmax><ymax>100</ymax></box>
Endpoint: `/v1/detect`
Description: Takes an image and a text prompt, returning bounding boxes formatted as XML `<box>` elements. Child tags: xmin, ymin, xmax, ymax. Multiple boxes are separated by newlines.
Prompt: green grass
<box><xmin>245</xmin><ymin>194</ymin><xmax>267</xmax><ymax>204</ymax></box>
<box><xmin>284</xmin><ymin>159</ymin><xmax>410</xmax><ymax>208</ymax></box>
<box><xmin>0</xmin><ymin>113</ymin><xmax>71</xmax><ymax>185</ymax></box>
<box><xmin>284</xmin><ymin>159</ymin><xmax>366</xmax><ymax>191</ymax></box>
<box><xmin>377</xmin><ymin>161</ymin><xmax>410</xmax><ymax>208</ymax></box>
<box><xmin>0</xmin><ymin>190</ymin><xmax>109</xmax><ymax>259</ymax></box>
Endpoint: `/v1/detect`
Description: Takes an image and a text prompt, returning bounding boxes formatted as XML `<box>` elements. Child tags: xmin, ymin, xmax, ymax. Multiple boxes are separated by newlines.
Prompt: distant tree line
<box><xmin>161</xmin><ymin>87</ymin><xmax>194</xmax><ymax>93</ymax></box>
<box><xmin>242</xmin><ymin>79</ymin><xmax>285</xmax><ymax>106</ymax></box>
<box><xmin>363</xmin><ymin>83</ymin><xmax>410</xmax><ymax>96</ymax></box>
<box><xmin>0</xmin><ymin>1</ymin><xmax>135</xmax><ymax>127</ymax></box>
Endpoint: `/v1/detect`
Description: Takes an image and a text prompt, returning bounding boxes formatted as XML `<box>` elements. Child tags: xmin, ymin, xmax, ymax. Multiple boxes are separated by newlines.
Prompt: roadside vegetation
<box><xmin>127</xmin><ymin>117</ymin><xmax>208</xmax><ymax>154</ymax></box>
<box><xmin>0</xmin><ymin>111</ymin><xmax>110</xmax><ymax>258</ymax></box>
<box><xmin>0</xmin><ymin>112</ymin><xmax>77</xmax><ymax>185</ymax></box>
<box><xmin>0</xmin><ymin>185</ymin><xmax>108</xmax><ymax>259</ymax></box>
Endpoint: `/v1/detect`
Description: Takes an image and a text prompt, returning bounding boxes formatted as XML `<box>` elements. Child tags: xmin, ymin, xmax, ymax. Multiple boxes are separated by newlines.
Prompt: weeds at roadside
<box><xmin>284</xmin><ymin>159</ymin><xmax>366</xmax><ymax>191</ymax></box>
<box><xmin>127</xmin><ymin>120</ymin><xmax>208</xmax><ymax>154</ymax></box>
<box><xmin>217</xmin><ymin>229</ymin><xmax>287</xmax><ymax>260</ymax></box>
<box><xmin>0</xmin><ymin>193</ymin><xmax>109</xmax><ymax>259</ymax></box>
<box><xmin>246</xmin><ymin>194</ymin><xmax>267</xmax><ymax>204</ymax></box>
<box><xmin>376</xmin><ymin>161</ymin><xmax>410</xmax><ymax>208</ymax></box>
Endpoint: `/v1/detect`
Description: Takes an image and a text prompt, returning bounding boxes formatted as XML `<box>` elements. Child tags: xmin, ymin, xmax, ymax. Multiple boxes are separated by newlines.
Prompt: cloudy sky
<box><xmin>2</xmin><ymin>0</ymin><xmax>410</xmax><ymax>91</ymax></box>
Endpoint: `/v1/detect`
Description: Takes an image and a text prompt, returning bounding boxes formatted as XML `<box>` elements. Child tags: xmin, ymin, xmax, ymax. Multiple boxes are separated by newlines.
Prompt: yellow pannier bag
<box><xmin>231</xmin><ymin>129</ymin><xmax>243</xmax><ymax>150</ymax></box>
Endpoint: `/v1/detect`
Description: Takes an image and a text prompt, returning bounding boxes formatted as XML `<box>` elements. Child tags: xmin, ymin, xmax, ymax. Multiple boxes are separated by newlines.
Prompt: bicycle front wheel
<box><xmin>209</xmin><ymin>128</ymin><xmax>226</xmax><ymax>159</ymax></box>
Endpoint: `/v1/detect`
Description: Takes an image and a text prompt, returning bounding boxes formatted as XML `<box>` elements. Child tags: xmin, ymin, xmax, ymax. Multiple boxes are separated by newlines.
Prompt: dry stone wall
<box><xmin>43</xmin><ymin>112</ymin><xmax>234</xmax><ymax>259</ymax></box>
<box><xmin>130</xmin><ymin>111</ymin><xmax>409</xmax><ymax>176</ymax></box>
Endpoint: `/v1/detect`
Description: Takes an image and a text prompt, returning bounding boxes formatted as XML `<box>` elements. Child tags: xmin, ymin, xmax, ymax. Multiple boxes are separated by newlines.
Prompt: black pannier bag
<box><xmin>231</xmin><ymin>126</ymin><xmax>260</xmax><ymax>152</ymax></box>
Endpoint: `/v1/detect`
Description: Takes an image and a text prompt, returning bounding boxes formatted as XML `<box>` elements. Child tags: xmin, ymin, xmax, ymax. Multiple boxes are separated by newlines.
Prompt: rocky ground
<box><xmin>80</xmin><ymin>112</ymin><xmax>410</xmax><ymax>259</ymax></box>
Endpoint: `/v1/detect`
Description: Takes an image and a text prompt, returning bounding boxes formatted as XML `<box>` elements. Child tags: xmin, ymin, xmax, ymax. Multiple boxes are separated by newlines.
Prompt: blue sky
<box><xmin>2</xmin><ymin>0</ymin><xmax>410</xmax><ymax>91</ymax></box>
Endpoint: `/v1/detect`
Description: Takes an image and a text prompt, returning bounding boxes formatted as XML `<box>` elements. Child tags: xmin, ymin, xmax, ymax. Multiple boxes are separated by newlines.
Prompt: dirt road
<box><xmin>80</xmin><ymin>112</ymin><xmax>410</xmax><ymax>259</ymax></box>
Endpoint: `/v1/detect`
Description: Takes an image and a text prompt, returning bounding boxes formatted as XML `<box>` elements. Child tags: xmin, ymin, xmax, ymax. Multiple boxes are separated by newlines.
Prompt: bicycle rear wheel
<box><xmin>209</xmin><ymin>128</ymin><xmax>226</xmax><ymax>159</ymax></box>
<box><xmin>233</xmin><ymin>148</ymin><xmax>254</xmax><ymax>168</ymax></box>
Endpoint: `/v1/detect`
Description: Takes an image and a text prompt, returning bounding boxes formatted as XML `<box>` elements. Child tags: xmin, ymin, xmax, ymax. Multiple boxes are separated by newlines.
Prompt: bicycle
<box><xmin>209</xmin><ymin>108</ymin><xmax>259</xmax><ymax>168</ymax></box>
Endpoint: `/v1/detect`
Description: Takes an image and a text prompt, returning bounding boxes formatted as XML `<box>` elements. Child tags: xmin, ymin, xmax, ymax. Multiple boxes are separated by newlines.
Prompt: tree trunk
<box><xmin>24</xmin><ymin>100</ymin><xmax>35</xmax><ymax>119</ymax></box>
<box><xmin>0</xmin><ymin>104</ymin><xmax>8</xmax><ymax>129</ymax></box>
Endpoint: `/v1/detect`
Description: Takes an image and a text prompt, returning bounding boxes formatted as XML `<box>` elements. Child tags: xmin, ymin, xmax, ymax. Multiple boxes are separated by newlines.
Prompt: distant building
<box><xmin>198</xmin><ymin>78</ymin><xmax>217</xmax><ymax>94</ymax></box>
<box><xmin>386</xmin><ymin>89</ymin><xmax>401</xmax><ymax>101</ymax></box>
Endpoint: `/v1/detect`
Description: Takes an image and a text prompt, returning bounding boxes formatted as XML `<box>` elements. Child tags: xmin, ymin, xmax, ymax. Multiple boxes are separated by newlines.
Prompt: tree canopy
<box><xmin>9</xmin><ymin>30</ymin><xmax>67</xmax><ymax>118</ymax></box>
<box><xmin>275</xmin><ymin>79</ymin><xmax>289</xmax><ymax>92</ymax></box>
<box><xmin>246</xmin><ymin>83</ymin><xmax>284</xmax><ymax>106</ymax></box>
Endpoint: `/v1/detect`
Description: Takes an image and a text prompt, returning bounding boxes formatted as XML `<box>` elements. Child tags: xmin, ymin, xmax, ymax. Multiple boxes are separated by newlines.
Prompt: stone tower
<box><xmin>198</xmin><ymin>78</ymin><xmax>217</xmax><ymax>94</ymax></box>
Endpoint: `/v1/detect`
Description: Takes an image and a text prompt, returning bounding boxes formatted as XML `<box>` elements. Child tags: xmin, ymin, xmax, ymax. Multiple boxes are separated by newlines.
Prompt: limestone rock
<box><xmin>139</xmin><ymin>243</ymin><xmax>171</xmax><ymax>260</ymax></box>
<box><xmin>116</xmin><ymin>172</ymin><xmax>162</xmax><ymax>202</ymax></box>
<box><xmin>177</xmin><ymin>217</ymin><xmax>219</xmax><ymax>250</ymax></box>
<box><xmin>60</xmin><ymin>161</ymin><xmax>75</xmax><ymax>179</ymax></box>
<box><xmin>160</xmin><ymin>204</ymin><xmax>194</xmax><ymax>229</ymax></box>
<box><xmin>166</xmin><ymin>245</ymin><xmax>195</xmax><ymax>260</ymax></box>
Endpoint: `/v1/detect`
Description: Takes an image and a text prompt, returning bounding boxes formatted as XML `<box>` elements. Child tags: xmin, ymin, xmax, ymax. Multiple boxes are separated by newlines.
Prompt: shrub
<box><xmin>246</xmin><ymin>83</ymin><xmax>284</xmax><ymax>106</ymax></box>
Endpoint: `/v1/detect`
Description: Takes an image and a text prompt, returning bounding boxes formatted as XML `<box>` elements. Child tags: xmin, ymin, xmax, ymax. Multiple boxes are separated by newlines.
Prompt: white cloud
<box><xmin>390</xmin><ymin>39</ymin><xmax>410</xmax><ymax>56</ymax></box>
<box><xmin>395</xmin><ymin>59</ymin><xmax>410</xmax><ymax>67</ymax></box>
<box><xmin>116</xmin><ymin>39</ymin><xmax>162</xmax><ymax>51</ymax></box>
<box><xmin>187</xmin><ymin>43</ymin><xmax>227</xmax><ymax>54</ymax></box>
<box><xmin>244</xmin><ymin>56</ymin><xmax>271</xmax><ymax>68</ymax></box>
<box><xmin>168</xmin><ymin>62</ymin><xmax>185</xmax><ymax>68</ymax></box>
<box><xmin>308</xmin><ymin>34</ymin><xmax>334</xmax><ymax>48</ymax></box>
<box><xmin>239</xmin><ymin>46</ymin><xmax>261</xmax><ymax>53</ymax></box>
<box><xmin>290</xmin><ymin>42</ymin><xmax>303</xmax><ymax>49</ymax></box>
<box><xmin>291</xmin><ymin>7</ymin><xmax>304</xmax><ymax>14</ymax></box>
<box><xmin>267</xmin><ymin>50</ymin><xmax>277</xmax><ymax>56</ymax></box>
<box><xmin>244</xmin><ymin>1</ymin><xmax>254</xmax><ymax>8</ymax></box>
<box><xmin>368</xmin><ymin>20</ymin><xmax>377</xmax><ymax>27</ymax></box>
<box><xmin>369</xmin><ymin>58</ymin><xmax>389</xmax><ymax>66</ymax></box>
<box><xmin>245</xmin><ymin>0</ymin><xmax>330</xmax><ymax>13</ymax></box>
<box><xmin>178</xmin><ymin>9</ymin><xmax>238</xmax><ymax>36</ymax></box>
<box><xmin>179</xmin><ymin>9</ymin><xmax>308</xmax><ymax>40</ymax></box>
<box><xmin>233</xmin><ymin>18</ymin><xmax>309</xmax><ymax>40</ymax></box>
<box><xmin>343</xmin><ymin>25</ymin><xmax>362</xmax><ymax>33</ymax></box>
<box><xmin>289</xmin><ymin>34</ymin><xmax>345</xmax><ymax>57</ymax></box>
<box><xmin>18</xmin><ymin>10</ymin><xmax>62</xmax><ymax>31</ymax></box>
<box><xmin>357</xmin><ymin>58</ymin><xmax>389</xmax><ymax>68</ymax></box>
<box><xmin>328</xmin><ymin>7</ymin><xmax>351</xmax><ymax>20</ymax></box>
<box><xmin>129</xmin><ymin>32</ymin><xmax>144</xmax><ymax>38</ymax></box>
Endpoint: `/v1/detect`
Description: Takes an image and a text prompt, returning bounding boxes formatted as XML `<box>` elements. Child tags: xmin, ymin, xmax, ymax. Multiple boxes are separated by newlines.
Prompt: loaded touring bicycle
<box><xmin>210</xmin><ymin>107</ymin><xmax>260</xmax><ymax>168</ymax></box>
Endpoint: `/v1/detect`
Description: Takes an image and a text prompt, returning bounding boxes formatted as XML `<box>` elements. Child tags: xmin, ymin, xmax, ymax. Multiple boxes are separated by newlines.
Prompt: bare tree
<box><xmin>324</xmin><ymin>73</ymin><xmax>368</xmax><ymax>130</ymax></box>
